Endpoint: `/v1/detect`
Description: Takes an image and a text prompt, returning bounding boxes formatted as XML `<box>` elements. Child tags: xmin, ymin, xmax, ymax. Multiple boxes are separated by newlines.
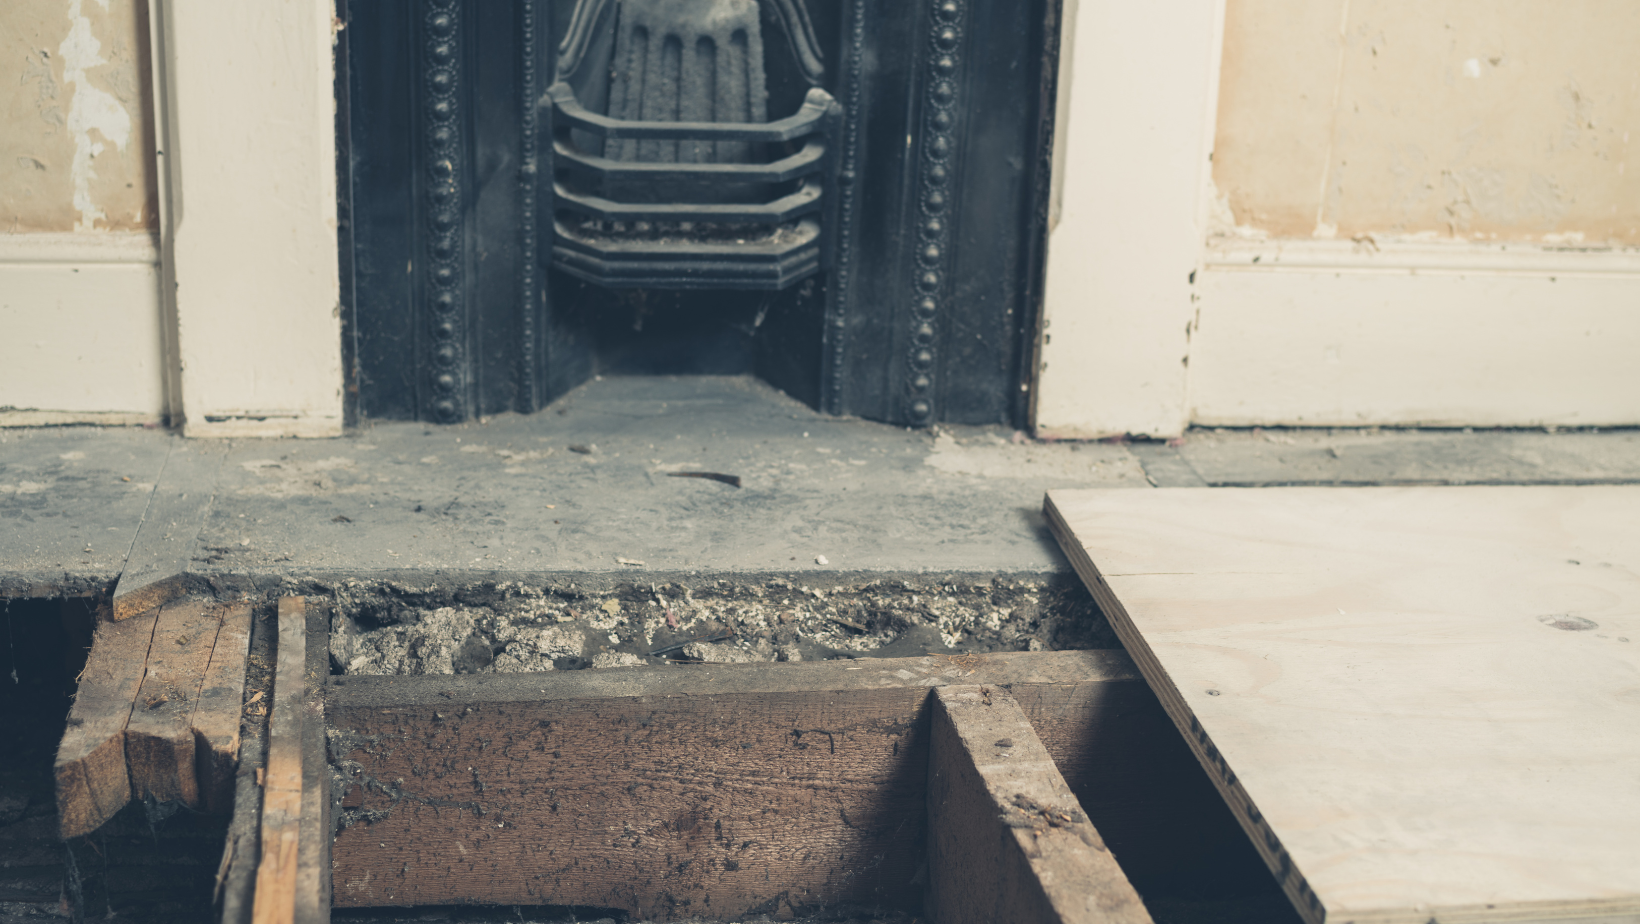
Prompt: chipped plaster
<box><xmin>1</xmin><ymin>0</ymin><xmax>154</xmax><ymax>233</ymax></box>
<box><xmin>1213</xmin><ymin>0</ymin><xmax>1640</xmax><ymax>244</ymax></box>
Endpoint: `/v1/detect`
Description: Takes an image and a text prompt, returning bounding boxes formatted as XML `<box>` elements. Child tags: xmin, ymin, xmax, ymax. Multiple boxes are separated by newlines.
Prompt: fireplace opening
<box><xmin>343</xmin><ymin>0</ymin><xmax>1051</xmax><ymax>427</ymax></box>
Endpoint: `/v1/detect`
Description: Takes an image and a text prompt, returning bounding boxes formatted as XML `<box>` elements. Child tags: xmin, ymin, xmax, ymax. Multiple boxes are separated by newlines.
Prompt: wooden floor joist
<box><xmin>926</xmin><ymin>685</ymin><xmax>1151</xmax><ymax>924</ymax></box>
<box><xmin>327</xmin><ymin>650</ymin><xmax>1165</xmax><ymax>920</ymax></box>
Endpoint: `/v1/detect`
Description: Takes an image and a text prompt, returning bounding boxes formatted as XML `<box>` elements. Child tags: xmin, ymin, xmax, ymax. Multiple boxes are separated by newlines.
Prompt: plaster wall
<box><xmin>1213</xmin><ymin>0</ymin><xmax>1640</xmax><ymax>244</ymax></box>
<box><xmin>1</xmin><ymin>0</ymin><xmax>164</xmax><ymax>423</ymax></box>
<box><xmin>1</xmin><ymin>0</ymin><xmax>156</xmax><ymax>233</ymax></box>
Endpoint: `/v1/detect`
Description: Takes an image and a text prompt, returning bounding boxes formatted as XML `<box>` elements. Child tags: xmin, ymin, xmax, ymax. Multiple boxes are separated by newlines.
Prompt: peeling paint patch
<box><xmin>59</xmin><ymin>0</ymin><xmax>132</xmax><ymax>231</ymax></box>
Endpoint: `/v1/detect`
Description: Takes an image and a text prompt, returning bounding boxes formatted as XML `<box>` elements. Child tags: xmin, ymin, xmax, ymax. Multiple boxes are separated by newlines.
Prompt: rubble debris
<box><xmin>326</xmin><ymin>573</ymin><xmax>1114</xmax><ymax>677</ymax></box>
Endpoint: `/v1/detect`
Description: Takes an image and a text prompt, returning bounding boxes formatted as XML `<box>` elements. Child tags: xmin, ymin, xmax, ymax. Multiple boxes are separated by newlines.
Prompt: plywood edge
<box><xmin>1043</xmin><ymin>490</ymin><xmax>1327</xmax><ymax>924</ymax></box>
<box><xmin>1045</xmin><ymin>489</ymin><xmax>1640</xmax><ymax>924</ymax></box>
<box><xmin>927</xmin><ymin>684</ymin><xmax>1152</xmax><ymax>924</ymax></box>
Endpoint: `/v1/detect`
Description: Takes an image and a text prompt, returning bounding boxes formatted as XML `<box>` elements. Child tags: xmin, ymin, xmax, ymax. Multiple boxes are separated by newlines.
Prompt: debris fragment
<box><xmin>829</xmin><ymin>614</ymin><xmax>865</xmax><ymax>632</ymax></box>
<box><xmin>616</xmin><ymin>557</ymin><xmax>645</xmax><ymax>567</ymax></box>
<box><xmin>666</xmin><ymin>471</ymin><xmax>742</xmax><ymax>488</ymax></box>
<box><xmin>650</xmin><ymin>628</ymin><xmax>735</xmax><ymax>658</ymax></box>
<box><xmin>591</xmin><ymin>651</ymin><xmax>644</xmax><ymax>669</ymax></box>
<box><xmin>815</xmin><ymin>554</ymin><xmax>830</xmax><ymax>565</ymax></box>
<box><xmin>681</xmin><ymin>641</ymin><xmax>759</xmax><ymax>663</ymax></box>
<box><xmin>568</xmin><ymin>444</ymin><xmax>595</xmax><ymax>454</ymax></box>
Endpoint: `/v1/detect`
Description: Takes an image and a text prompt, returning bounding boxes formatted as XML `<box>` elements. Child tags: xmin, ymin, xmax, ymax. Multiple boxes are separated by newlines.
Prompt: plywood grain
<box><xmin>1046</xmin><ymin>486</ymin><xmax>1640</xmax><ymax>924</ymax></box>
<box><xmin>926</xmin><ymin>685</ymin><xmax>1151</xmax><ymax>924</ymax></box>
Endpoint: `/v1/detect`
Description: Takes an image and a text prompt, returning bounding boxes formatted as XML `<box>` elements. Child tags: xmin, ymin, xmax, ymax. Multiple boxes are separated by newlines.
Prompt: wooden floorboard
<box><xmin>327</xmin><ymin>650</ymin><xmax>1151</xmax><ymax>920</ymax></box>
<box><xmin>126</xmin><ymin>597</ymin><xmax>222</xmax><ymax>807</ymax></box>
<box><xmin>252</xmin><ymin>597</ymin><xmax>308</xmax><ymax>924</ymax></box>
<box><xmin>191</xmin><ymin>603</ymin><xmax>254</xmax><ymax>814</ymax></box>
<box><xmin>1047</xmin><ymin>486</ymin><xmax>1640</xmax><ymax>924</ymax></box>
<box><xmin>55</xmin><ymin>606</ymin><xmax>161</xmax><ymax>838</ymax></box>
<box><xmin>926</xmin><ymin>685</ymin><xmax>1151</xmax><ymax>924</ymax></box>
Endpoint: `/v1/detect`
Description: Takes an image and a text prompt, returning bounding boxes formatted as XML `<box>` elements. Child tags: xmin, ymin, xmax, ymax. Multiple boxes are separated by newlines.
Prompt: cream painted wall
<box><xmin>1038</xmin><ymin>0</ymin><xmax>1640</xmax><ymax>435</ymax></box>
<box><xmin>1</xmin><ymin>0</ymin><xmax>156</xmax><ymax>233</ymax></box>
<box><xmin>1214</xmin><ymin>0</ymin><xmax>1640</xmax><ymax>244</ymax></box>
<box><xmin>1</xmin><ymin>0</ymin><xmax>165</xmax><ymax>423</ymax></box>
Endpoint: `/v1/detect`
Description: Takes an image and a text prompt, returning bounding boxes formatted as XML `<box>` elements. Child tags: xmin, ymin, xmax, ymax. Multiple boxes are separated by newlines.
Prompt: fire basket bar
<box><xmin>545</xmin><ymin>81</ymin><xmax>843</xmax><ymax>291</ymax></box>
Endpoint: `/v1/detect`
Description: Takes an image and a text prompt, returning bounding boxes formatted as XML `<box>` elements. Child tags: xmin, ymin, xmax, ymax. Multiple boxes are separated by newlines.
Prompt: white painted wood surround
<box><xmin>1</xmin><ymin>0</ymin><xmax>343</xmax><ymax>437</ymax></box>
<box><xmin>155</xmin><ymin>0</ymin><xmax>343</xmax><ymax>437</ymax></box>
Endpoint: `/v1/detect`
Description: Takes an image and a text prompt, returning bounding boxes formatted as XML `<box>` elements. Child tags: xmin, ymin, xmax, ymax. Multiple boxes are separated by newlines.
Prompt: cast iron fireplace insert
<box><xmin>341</xmin><ymin>0</ymin><xmax>1061</xmax><ymax>429</ymax></box>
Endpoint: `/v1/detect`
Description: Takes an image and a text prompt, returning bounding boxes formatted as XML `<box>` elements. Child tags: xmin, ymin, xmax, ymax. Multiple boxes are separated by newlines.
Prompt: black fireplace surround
<box><xmin>341</xmin><ymin>0</ymin><xmax>1061</xmax><ymax>428</ymax></box>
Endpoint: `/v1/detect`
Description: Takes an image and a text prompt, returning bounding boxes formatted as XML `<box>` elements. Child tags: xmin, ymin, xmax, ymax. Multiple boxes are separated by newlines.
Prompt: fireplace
<box><xmin>340</xmin><ymin>0</ymin><xmax>1060</xmax><ymax>427</ymax></box>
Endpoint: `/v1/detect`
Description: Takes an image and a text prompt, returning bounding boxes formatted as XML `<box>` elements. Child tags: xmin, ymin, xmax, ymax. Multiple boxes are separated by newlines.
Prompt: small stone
<box><xmin>682</xmin><ymin>641</ymin><xmax>759</xmax><ymax>664</ymax></box>
<box><xmin>591</xmin><ymin>651</ymin><xmax>644</xmax><ymax>669</ymax></box>
<box><xmin>815</xmin><ymin>555</ymin><xmax>829</xmax><ymax>565</ymax></box>
<box><xmin>994</xmin><ymin>738</ymin><xmax>1014</xmax><ymax>748</ymax></box>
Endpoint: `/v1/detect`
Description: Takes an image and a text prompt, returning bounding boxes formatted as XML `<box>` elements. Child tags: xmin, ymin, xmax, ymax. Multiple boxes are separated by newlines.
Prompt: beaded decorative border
<box><xmin>821</xmin><ymin>0</ymin><xmax>867</xmax><ymax>416</ymax></box>
<box><xmin>423</xmin><ymin>0</ymin><xmax>465</xmax><ymax>423</ymax></box>
<box><xmin>518</xmin><ymin>0</ymin><xmax>540</xmax><ymax>410</ymax></box>
<box><xmin>904</xmin><ymin>0</ymin><xmax>965</xmax><ymax>426</ymax></box>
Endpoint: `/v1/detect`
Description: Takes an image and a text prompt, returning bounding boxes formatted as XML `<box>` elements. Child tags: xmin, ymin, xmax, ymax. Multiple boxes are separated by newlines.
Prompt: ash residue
<box><xmin>325</xmin><ymin>573</ymin><xmax>1112</xmax><ymax>676</ymax></box>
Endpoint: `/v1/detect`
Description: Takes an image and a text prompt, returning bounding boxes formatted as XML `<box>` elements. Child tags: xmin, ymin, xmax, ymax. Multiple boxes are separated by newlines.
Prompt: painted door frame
<box><xmin>152</xmin><ymin>0</ymin><xmax>344</xmax><ymax>437</ymax></box>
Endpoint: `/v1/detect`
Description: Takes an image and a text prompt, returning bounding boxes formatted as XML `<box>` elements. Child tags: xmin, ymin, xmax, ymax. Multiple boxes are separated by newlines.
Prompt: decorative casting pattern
<box><xmin>424</xmin><ymin>0</ymin><xmax>465</xmax><ymax>422</ymax></box>
<box><xmin>518</xmin><ymin>0</ymin><xmax>539</xmax><ymax>409</ymax></box>
<box><xmin>905</xmin><ymin>0</ymin><xmax>965</xmax><ymax>426</ymax></box>
<box><xmin>821</xmin><ymin>0</ymin><xmax>867</xmax><ymax>416</ymax></box>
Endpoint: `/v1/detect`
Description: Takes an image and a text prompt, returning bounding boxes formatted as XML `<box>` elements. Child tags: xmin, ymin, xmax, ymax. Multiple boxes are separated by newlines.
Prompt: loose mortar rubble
<box><xmin>325</xmin><ymin>573</ymin><xmax>1115</xmax><ymax>676</ymax></box>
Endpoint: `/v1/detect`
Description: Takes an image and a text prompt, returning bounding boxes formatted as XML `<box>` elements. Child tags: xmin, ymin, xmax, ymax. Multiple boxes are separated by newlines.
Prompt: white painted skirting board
<box><xmin>1190</xmin><ymin>241</ymin><xmax>1640</xmax><ymax>428</ymax></box>
<box><xmin>0</xmin><ymin>233</ymin><xmax>167</xmax><ymax>424</ymax></box>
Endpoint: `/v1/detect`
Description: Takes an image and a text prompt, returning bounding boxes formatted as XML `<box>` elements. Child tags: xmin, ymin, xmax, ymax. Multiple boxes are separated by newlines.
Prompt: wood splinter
<box><xmin>252</xmin><ymin>597</ymin><xmax>306</xmax><ymax>924</ymax></box>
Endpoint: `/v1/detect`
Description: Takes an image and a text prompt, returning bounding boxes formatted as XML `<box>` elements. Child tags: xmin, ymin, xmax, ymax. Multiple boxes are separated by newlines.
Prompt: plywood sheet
<box><xmin>1046</xmin><ymin>486</ymin><xmax>1640</xmax><ymax>924</ymax></box>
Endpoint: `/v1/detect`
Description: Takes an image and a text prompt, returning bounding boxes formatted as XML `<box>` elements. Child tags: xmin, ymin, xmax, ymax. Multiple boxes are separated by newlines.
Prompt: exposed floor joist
<box><xmin>326</xmin><ymin>649</ymin><xmax>1156</xmax><ymax>919</ymax></box>
<box><xmin>927</xmin><ymin>685</ymin><xmax>1151</xmax><ymax>924</ymax></box>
